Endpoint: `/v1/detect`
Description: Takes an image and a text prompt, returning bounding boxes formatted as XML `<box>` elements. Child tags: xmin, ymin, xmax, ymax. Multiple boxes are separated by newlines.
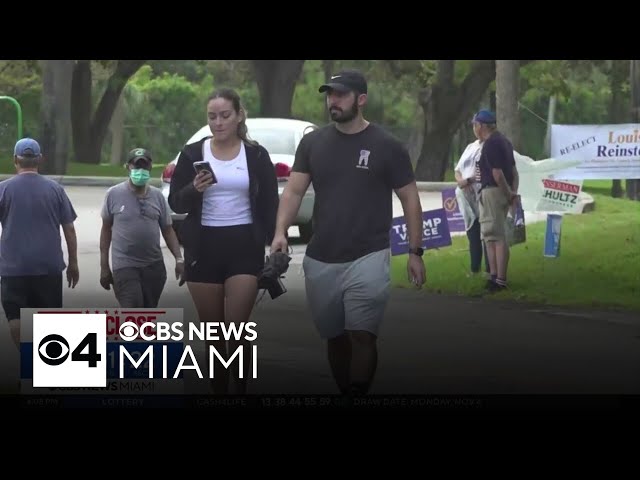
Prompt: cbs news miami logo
<box><xmin>31</xmin><ymin>310</ymin><xmax>257</xmax><ymax>387</ymax></box>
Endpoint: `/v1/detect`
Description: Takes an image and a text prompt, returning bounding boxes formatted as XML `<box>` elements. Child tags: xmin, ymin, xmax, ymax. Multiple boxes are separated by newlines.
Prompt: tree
<box><xmin>70</xmin><ymin>60</ymin><xmax>146</xmax><ymax>164</ymax></box>
<box><xmin>386</xmin><ymin>60</ymin><xmax>534</xmax><ymax>180</ymax></box>
<box><xmin>251</xmin><ymin>60</ymin><xmax>305</xmax><ymax>118</ymax></box>
<box><xmin>496</xmin><ymin>60</ymin><xmax>521</xmax><ymax>151</ymax></box>
<box><xmin>40</xmin><ymin>60</ymin><xmax>74</xmax><ymax>175</ymax></box>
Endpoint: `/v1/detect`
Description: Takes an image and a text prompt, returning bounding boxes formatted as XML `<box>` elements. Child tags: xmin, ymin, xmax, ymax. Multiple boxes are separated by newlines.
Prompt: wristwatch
<box><xmin>409</xmin><ymin>247</ymin><xmax>424</xmax><ymax>257</ymax></box>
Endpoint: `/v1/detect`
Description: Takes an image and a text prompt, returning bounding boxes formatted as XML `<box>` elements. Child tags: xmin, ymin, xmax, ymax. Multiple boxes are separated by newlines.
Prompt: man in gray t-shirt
<box><xmin>100</xmin><ymin>148</ymin><xmax>184</xmax><ymax>308</ymax></box>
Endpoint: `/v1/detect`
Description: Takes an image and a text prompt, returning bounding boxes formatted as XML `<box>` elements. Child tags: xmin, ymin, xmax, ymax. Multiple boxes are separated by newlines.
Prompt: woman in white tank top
<box><xmin>168</xmin><ymin>88</ymin><xmax>279</xmax><ymax>395</ymax></box>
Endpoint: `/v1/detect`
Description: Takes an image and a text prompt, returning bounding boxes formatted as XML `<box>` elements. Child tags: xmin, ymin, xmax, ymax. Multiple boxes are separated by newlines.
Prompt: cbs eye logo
<box><xmin>118</xmin><ymin>321</ymin><xmax>156</xmax><ymax>342</ymax></box>
<box><xmin>32</xmin><ymin>313</ymin><xmax>107</xmax><ymax>388</ymax></box>
<box><xmin>38</xmin><ymin>333</ymin><xmax>101</xmax><ymax>367</ymax></box>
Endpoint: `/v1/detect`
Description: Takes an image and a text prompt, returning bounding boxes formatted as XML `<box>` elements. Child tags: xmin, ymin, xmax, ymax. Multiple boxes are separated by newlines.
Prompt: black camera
<box><xmin>257</xmin><ymin>251</ymin><xmax>292</xmax><ymax>299</ymax></box>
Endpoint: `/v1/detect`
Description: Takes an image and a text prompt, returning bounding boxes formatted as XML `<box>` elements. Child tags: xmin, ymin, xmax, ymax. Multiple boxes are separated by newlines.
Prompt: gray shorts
<box><xmin>112</xmin><ymin>260</ymin><xmax>167</xmax><ymax>308</ymax></box>
<box><xmin>302</xmin><ymin>249</ymin><xmax>391</xmax><ymax>339</ymax></box>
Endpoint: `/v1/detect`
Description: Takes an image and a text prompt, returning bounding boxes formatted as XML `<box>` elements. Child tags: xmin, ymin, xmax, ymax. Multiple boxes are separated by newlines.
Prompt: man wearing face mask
<box><xmin>99</xmin><ymin>148</ymin><xmax>184</xmax><ymax>308</ymax></box>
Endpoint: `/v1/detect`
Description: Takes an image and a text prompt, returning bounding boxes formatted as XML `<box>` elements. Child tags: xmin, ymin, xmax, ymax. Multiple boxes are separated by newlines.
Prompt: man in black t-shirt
<box><xmin>474</xmin><ymin>110</ymin><xmax>519</xmax><ymax>291</ymax></box>
<box><xmin>271</xmin><ymin>69</ymin><xmax>425</xmax><ymax>396</ymax></box>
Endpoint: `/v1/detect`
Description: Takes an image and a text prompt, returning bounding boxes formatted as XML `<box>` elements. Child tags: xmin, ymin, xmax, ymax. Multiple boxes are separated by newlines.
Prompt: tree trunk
<box><xmin>71</xmin><ymin>60</ymin><xmax>146</xmax><ymax>164</ymax></box>
<box><xmin>56</xmin><ymin>61</ymin><xmax>73</xmax><ymax>173</ymax></box>
<box><xmin>322</xmin><ymin>60</ymin><xmax>334</xmax><ymax>122</ymax></box>
<box><xmin>489</xmin><ymin>90</ymin><xmax>497</xmax><ymax>112</ymax></box>
<box><xmin>71</xmin><ymin>60</ymin><xmax>94</xmax><ymax>164</ymax></box>
<box><xmin>610</xmin><ymin>60</ymin><xmax>628</xmax><ymax>198</ymax></box>
<box><xmin>251</xmin><ymin>60</ymin><xmax>305</xmax><ymax>118</ymax></box>
<box><xmin>40</xmin><ymin>60</ymin><xmax>73</xmax><ymax>175</ymax></box>
<box><xmin>40</xmin><ymin>60</ymin><xmax>57</xmax><ymax>174</ymax></box>
<box><xmin>110</xmin><ymin>93</ymin><xmax>125</xmax><ymax>165</ymax></box>
<box><xmin>418</xmin><ymin>126</ymin><xmax>453</xmax><ymax>180</ymax></box>
<box><xmin>414</xmin><ymin>60</ymin><xmax>497</xmax><ymax>181</ymax></box>
<box><xmin>322</xmin><ymin>59</ymin><xmax>334</xmax><ymax>82</ymax></box>
<box><xmin>496</xmin><ymin>60</ymin><xmax>521</xmax><ymax>151</ymax></box>
<box><xmin>629</xmin><ymin>59</ymin><xmax>640</xmax><ymax>200</ymax></box>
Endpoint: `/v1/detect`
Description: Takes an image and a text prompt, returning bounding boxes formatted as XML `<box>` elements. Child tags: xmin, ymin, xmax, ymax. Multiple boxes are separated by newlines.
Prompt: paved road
<box><xmin>1</xmin><ymin>186</ymin><xmax>638</xmax><ymax>401</ymax></box>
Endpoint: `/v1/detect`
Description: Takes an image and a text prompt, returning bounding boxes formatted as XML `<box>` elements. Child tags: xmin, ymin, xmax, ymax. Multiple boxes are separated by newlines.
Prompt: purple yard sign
<box><xmin>441</xmin><ymin>188</ymin><xmax>466</xmax><ymax>233</ymax></box>
<box><xmin>389</xmin><ymin>208</ymin><xmax>452</xmax><ymax>256</ymax></box>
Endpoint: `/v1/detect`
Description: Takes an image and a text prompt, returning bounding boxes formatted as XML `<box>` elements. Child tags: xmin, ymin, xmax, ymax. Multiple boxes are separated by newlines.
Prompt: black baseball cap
<box><xmin>319</xmin><ymin>69</ymin><xmax>368</xmax><ymax>94</ymax></box>
<box><xmin>127</xmin><ymin>148</ymin><xmax>153</xmax><ymax>165</ymax></box>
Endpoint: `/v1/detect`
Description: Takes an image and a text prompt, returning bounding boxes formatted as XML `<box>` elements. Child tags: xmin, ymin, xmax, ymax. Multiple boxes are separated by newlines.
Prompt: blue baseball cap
<box><xmin>472</xmin><ymin>109</ymin><xmax>496</xmax><ymax>124</ymax></box>
<box><xmin>14</xmin><ymin>138</ymin><xmax>41</xmax><ymax>157</ymax></box>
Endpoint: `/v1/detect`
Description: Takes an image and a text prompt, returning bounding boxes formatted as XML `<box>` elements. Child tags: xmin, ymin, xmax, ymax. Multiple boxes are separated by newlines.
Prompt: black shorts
<box><xmin>185</xmin><ymin>224</ymin><xmax>265</xmax><ymax>284</ymax></box>
<box><xmin>1</xmin><ymin>274</ymin><xmax>63</xmax><ymax>321</ymax></box>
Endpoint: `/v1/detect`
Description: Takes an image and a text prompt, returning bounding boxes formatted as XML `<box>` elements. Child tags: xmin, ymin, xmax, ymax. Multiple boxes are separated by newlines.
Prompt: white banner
<box><xmin>550</xmin><ymin>123</ymin><xmax>640</xmax><ymax>180</ymax></box>
<box><xmin>513</xmin><ymin>151</ymin><xmax>583</xmax><ymax>213</ymax></box>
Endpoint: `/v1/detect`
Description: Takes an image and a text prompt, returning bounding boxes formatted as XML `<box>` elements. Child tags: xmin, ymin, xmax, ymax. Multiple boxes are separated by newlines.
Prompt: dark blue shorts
<box><xmin>1</xmin><ymin>274</ymin><xmax>63</xmax><ymax>321</ymax></box>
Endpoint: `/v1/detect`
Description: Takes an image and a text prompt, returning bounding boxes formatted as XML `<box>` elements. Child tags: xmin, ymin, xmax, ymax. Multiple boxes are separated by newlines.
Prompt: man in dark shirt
<box><xmin>474</xmin><ymin>110</ymin><xmax>519</xmax><ymax>291</ymax></box>
<box><xmin>0</xmin><ymin>138</ymin><xmax>79</xmax><ymax>350</ymax></box>
<box><xmin>271</xmin><ymin>69</ymin><xmax>425</xmax><ymax>396</ymax></box>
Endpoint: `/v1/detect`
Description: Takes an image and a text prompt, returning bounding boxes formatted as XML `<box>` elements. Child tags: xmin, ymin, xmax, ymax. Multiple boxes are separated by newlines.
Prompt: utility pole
<box><xmin>629</xmin><ymin>59</ymin><xmax>640</xmax><ymax>200</ymax></box>
<box><xmin>544</xmin><ymin>95</ymin><xmax>556</xmax><ymax>158</ymax></box>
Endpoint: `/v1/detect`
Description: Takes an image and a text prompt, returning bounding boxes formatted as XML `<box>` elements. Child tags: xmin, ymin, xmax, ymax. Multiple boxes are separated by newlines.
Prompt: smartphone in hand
<box><xmin>193</xmin><ymin>160</ymin><xmax>217</xmax><ymax>184</ymax></box>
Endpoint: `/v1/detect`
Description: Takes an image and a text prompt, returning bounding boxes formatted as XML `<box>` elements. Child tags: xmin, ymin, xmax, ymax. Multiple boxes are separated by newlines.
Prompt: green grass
<box><xmin>391</xmin><ymin>193</ymin><xmax>640</xmax><ymax>311</ymax></box>
<box><xmin>583</xmin><ymin>180</ymin><xmax>613</xmax><ymax>196</ymax></box>
<box><xmin>443</xmin><ymin>169</ymin><xmax>456</xmax><ymax>182</ymax></box>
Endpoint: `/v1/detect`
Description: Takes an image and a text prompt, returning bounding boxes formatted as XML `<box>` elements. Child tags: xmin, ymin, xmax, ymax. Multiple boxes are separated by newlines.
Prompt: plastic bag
<box><xmin>505</xmin><ymin>195</ymin><xmax>526</xmax><ymax>246</ymax></box>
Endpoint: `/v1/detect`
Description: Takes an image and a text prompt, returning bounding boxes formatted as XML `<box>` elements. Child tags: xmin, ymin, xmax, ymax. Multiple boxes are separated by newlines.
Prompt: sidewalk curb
<box><xmin>416</xmin><ymin>181</ymin><xmax>457</xmax><ymax>192</ymax></box>
<box><xmin>0</xmin><ymin>174</ymin><xmax>163</xmax><ymax>188</ymax></box>
<box><xmin>0</xmin><ymin>174</ymin><xmax>450</xmax><ymax>191</ymax></box>
<box><xmin>0</xmin><ymin>175</ymin><xmax>597</xmax><ymax>213</ymax></box>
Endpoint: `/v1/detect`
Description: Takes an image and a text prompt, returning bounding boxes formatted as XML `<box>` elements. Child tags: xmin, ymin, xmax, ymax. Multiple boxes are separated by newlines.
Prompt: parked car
<box><xmin>161</xmin><ymin>117</ymin><xmax>318</xmax><ymax>243</ymax></box>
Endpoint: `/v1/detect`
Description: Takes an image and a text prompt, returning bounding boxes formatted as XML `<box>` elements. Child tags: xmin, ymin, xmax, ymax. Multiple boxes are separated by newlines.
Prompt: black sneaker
<box><xmin>485</xmin><ymin>280</ymin><xmax>497</xmax><ymax>290</ymax></box>
<box><xmin>485</xmin><ymin>280</ymin><xmax>506</xmax><ymax>293</ymax></box>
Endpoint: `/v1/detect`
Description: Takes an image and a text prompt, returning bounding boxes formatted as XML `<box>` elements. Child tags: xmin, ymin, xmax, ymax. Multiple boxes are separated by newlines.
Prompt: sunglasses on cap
<box><xmin>129</xmin><ymin>157</ymin><xmax>152</xmax><ymax>169</ymax></box>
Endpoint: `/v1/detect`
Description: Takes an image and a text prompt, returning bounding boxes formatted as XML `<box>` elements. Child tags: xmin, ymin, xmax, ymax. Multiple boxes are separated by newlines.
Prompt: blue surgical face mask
<box><xmin>130</xmin><ymin>168</ymin><xmax>150</xmax><ymax>186</ymax></box>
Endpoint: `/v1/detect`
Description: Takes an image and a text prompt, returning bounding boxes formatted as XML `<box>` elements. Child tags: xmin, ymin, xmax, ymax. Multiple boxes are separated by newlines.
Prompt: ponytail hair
<box><xmin>208</xmin><ymin>87</ymin><xmax>258</xmax><ymax>147</ymax></box>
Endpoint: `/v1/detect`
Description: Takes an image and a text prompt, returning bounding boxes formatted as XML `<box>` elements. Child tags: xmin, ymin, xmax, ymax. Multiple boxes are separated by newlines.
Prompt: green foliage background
<box><xmin>0</xmin><ymin>60</ymin><xmax>630</xmax><ymax>173</ymax></box>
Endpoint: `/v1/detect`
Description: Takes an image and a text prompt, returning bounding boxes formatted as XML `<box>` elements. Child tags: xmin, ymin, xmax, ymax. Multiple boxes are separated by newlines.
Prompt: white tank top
<box><xmin>200</xmin><ymin>139</ymin><xmax>253</xmax><ymax>227</ymax></box>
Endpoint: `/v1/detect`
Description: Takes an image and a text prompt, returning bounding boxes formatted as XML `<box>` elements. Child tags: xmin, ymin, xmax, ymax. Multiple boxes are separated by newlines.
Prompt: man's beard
<box><xmin>330</xmin><ymin>102</ymin><xmax>358</xmax><ymax>123</ymax></box>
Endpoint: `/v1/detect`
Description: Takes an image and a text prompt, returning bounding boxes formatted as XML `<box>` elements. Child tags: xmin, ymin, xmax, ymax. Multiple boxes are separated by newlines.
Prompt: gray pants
<box><xmin>302</xmin><ymin>249</ymin><xmax>391</xmax><ymax>339</ymax></box>
<box><xmin>112</xmin><ymin>261</ymin><xmax>167</xmax><ymax>308</ymax></box>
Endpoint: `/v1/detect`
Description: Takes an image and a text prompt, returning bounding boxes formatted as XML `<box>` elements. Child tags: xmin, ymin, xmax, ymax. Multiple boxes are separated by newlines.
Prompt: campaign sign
<box><xmin>550</xmin><ymin>123</ymin><xmax>640</xmax><ymax>179</ymax></box>
<box><xmin>441</xmin><ymin>188</ymin><xmax>466</xmax><ymax>232</ymax></box>
<box><xmin>390</xmin><ymin>208</ymin><xmax>452</xmax><ymax>256</ymax></box>
<box><xmin>537</xmin><ymin>179</ymin><xmax>583</xmax><ymax>212</ymax></box>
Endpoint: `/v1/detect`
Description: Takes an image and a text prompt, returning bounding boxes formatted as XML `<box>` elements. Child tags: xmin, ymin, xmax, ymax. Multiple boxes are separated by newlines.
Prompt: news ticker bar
<box><xmin>11</xmin><ymin>394</ymin><xmax>639</xmax><ymax>411</ymax></box>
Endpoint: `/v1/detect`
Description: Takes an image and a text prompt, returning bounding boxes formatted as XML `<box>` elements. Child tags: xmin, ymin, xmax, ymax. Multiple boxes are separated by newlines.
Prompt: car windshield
<box><xmin>248</xmin><ymin>128</ymin><xmax>297</xmax><ymax>155</ymax></box>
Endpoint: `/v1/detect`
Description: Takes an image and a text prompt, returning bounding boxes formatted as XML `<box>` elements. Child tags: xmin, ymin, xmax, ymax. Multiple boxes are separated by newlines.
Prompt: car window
<box><xmin>248</xmin><ymin>128</ymin><xmax>297</xmax><ymax>155</ymax></box>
